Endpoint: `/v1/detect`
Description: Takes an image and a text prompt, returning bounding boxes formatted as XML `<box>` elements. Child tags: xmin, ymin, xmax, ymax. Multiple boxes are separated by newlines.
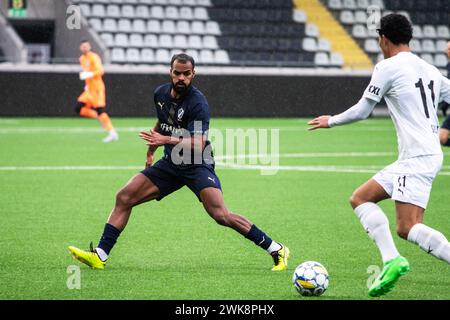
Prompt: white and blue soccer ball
<box><xmin>292</xmin><ymin>261</ymin><xmax>329</xmax><ymax>297</ymax></box>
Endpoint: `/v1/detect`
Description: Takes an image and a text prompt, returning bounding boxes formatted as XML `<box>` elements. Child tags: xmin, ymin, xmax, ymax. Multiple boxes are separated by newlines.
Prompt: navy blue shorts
<box><xmin>442</xmin><ymin>116</ymin><xmax>450</xmax><ymax>130</ymax></box>
<box><xmin>141</xmin><ymin>158</ymin><xmax>222</xmax><ymax>201</ymax></box>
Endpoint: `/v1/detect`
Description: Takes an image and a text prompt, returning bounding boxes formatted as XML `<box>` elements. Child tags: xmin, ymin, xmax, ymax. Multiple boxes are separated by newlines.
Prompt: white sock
<box><xmin>354</xmin><ymin>202</ymin><xmax>400</xmax><ymax>263</ymax></box>
<box><xmin>267</xmin><ymin>241</ymin><xmax>282</xmax><ymax>254</ymax></box>
<box><xmin>95</xmin><ymin>247</ymin><xmax>108</xmax><ymax>261</ymax></box>
<box><xmin>407</xmin><ymin>223</ymin><xmax>450</xmax><ymax>264</ymax></box>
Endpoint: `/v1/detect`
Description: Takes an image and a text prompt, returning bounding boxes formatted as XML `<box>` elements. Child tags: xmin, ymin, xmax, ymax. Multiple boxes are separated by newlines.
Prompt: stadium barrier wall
<box><xmin>0</xmin><ymin>69</ymin><xmax>371</xmax><ymax>117</ymax></box>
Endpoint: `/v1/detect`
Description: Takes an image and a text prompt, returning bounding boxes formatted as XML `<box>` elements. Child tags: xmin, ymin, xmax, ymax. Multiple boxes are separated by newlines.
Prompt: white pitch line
<box><xmin>0</xmin><ymin>165</ymin><xmax>142</xmax><ymax>171</ymax></box>
<box><xmin>0</xmin><ymin>126</ymin><xmax>394</xmax><ymax>134</ymax></box>
<box><xmin>1</xmin><ymin>164</ymin><xmax>450</xmax><ymax>176</ymax></box>
<box><xmin>214</xmin><ymin>152</ymin><xmax>396</xmax><ymax>160</ymax></box>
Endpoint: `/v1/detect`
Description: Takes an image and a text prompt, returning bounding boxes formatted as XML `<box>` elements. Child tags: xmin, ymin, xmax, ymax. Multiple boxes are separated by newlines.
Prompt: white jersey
<box><xmin>363</xmin><ymin>51</ymin><xmax>450</xmax><ymax>160</ymax></box>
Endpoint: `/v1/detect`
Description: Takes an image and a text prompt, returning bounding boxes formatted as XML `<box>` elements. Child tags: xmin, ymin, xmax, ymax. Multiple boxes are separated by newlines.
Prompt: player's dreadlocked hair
<box><xmin>377</xmin><ymin>13</ymin><xmax>413</xmax><ymax>45</ymax></box>
<box><xmin>170</xmin><ymin>53</ymin><xmax>195</xmax><ymax>69</ymax></box>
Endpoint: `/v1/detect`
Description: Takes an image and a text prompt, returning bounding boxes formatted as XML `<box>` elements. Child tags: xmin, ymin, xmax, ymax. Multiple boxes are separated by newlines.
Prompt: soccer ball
<box><xmin>292</xmin><ymin>261</ymin><xmax>329</xmax><ymax>297</ymax></box>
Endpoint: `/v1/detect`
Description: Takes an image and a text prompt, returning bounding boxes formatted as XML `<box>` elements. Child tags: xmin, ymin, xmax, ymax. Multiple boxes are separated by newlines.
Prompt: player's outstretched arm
<box><xmin>308</xmin><ymin>97</ymin><xmax>377</xmax><ymax>131</ymax></box>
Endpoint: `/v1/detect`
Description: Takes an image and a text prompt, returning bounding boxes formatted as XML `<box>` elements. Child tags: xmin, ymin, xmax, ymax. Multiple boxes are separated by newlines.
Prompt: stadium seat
<box><xmin>121</xmin><ymin>5</ymin><xmax>135</xmax><ymax>18</ymax></box>
<box><xmin>354</xmin><ymin>11</ymin><xmax>367</xmax><ymax>24</ymax></box>
<box><xmin>422</xmin><ymin>39</ymin><xmax>436</xmax><ymax>53</ymax></box>
<box><xmin>176</xmin><ymin>21</ymin><xmax>191</xmax><ymax>34</ymax></box>
<box><xmin>100</xmin><ymin>33</ymin><xmax>114</xmax><ymax>47</ymax></box>
<box><xmin>340</xmin><ymin>11</ymin><xmax>355</xmax><ymax>25</ymax></box>
<box><xmin>106</xmin><ymin>5</ymin><xmax>120</xmax><ymax>18</ymax></box>
<box><xmin>314</xmin><ymin>52</ymin><xmax>330</xmax><ymax>66</ymax></box>
<box><xmin>147</xmin><ymin>20</ymin><xmax>161</xmax><ymax>33</ymax></box>
<box><xmin>173</xmin><ymin>35</ymin><xmax>188</xmax><ymax>48</ymax></box>
<box><xmin>420</xmin><ymin>53</ymin><xmax>434</xmax><ymax>65</ymax></box>
<box><xmin>302</xmin><ymin>38</ymin><xmax>318</xmax><ymax>51</ymax></box>
<box><xmin>144</xmin><ymin>34</ymin><xmax>159</xmax><ymax>48</ymax></box>
<box><xmin>135</xmin><ymin>5</ymin><xmax>150</xmax><ymax>18</ymax></box>
<box><xmin>214</xmin><ymin>49</ymin><xmax>230</xmax><ymax>64</ymax></box>
<box><xmin>352</xmin><ymin>24</ymin><xmax>368</xmax><ymax>39</ymax></box>
<box><xmin>162</xmin><ymin>20</ymin><xmax>176</xmax><ymax>34</ymax></box>
<box><xmin>318</xmin><ymin>39</ymin><xmax>331</xmax><ymax>52</ymax></box>
<box><xmin>328</xmin><ymin>0</ymin><xmax>343</xmax><ymax>10</ymax></box>
<box><xmin>436</xmin><ymin>40</ymin><xmax>448</xmax><ymax>53</ymax></box>
<box><xmin>185</xmin><ymin>49</ymin><xmax>199</xmax><ymax>62</ymax></box>
<box><xmin>370</xmin><ymin>0</ymin><xmax>384</xmax><ymax>9</ymax></box>
<box><xmin>159</xmin><ymin>35</ymin><xmax>174</xmax><ymax>48</ymax></box>
<box><xmin>102</xmin><ymin>19</ymin><xmax>117</xmax><ymax>32</ymax></box>
<box><xmin>410</xmin><ymin>39</ymin><xmax>422</xmax><ymax>53</ymax></box>
<box><xmin>114</xmin><ymin>33</ymin><xmax>129</xmax><ymax>47</ymax></box>
<box><xmin>91</xmin><ymin>4</ymin><xmax>105</xmax><ymax>18</ymax></box>
<box><xmin>188</xmin><ymin>35</ymin><xmax>203</xmax><ymax>49</ymax></box>
<box><xmin>165</xmin><ymin>6</ymin><xmax>179</xmax><ymax>20</ymax></box>
<box><xmin>330</xmin><ymin>52</ymin><xmax>344</xmax><ymax>66</ymax></box>
<box><xmin>132</xmin><ymin>20</ymin><xmax>146</xmax><ymax>33</ymax></box>
<box><xmin>118</xmin><ymin>19</ymin><xmax>132</xmax><ymax>32</ymax></box>
<box><xmin>191</xmin><ymin>21</ymin><xmax>205</xmax><ymax>34</ymax></box>
<box><xmin>293</xmin><ymin>9</ymin><xmax>307</xmax><ymax>23</ymax></box>
<box><xmin>179</xmin><ymin>7</ymin><xmax>194</xmax><ymax>20</ymax></box>
<box><xmin>194</xmin><ymin>7</ymin><xmax>208</xmax><ymax>20</ymax></box>
<box><xmin>356</xmin><ymin>0</ymin><xmax>369</xmax><ymax>9</ymax></box>
<box><xmin>364</xmin><ymin>39</ymin><xmax>379</xmax><ymax>53</ymax></box>
<box><xmin>203</xmin><ymin>36</ymin><xmax>218</xmax><ymax>49</ymax></box>
<box><xmin>199</xmin><ymin>50</ymin><xmax>214</xmax><ymax>64</ymax></box>
<box><xmin>423</xmin><ymin>25</ymin><xmax>437</xmax><ymax>39</ymax></box>
<box><xmin>197</xmin><ymin>0</ymin><xmax>212</xmax><ymax>6</ymax></box>
<box><xmin>79</xmin><ymin>4</ymin><xmax>91</xmax><ymax>17</ymax></box>
<box><xmin>151</xmin><ymin>6</ymin><xmax>165</xmax><ymax>19</ymax></box>
<box><xmin>89</xmin><ymin>18</ymin><xmax>102</xmax><ymax>31</ymax></box>
<box><xmin>412</xmin><ymin>25</ymin><xmax>424</xmax><ymax>39</ymax></box>
<box><xmin>111</xmin><ymin>48</ymin><xmax>125</xmax><ymax>62</ymax></box>
<box><xmin>437</xmin><ymin>25</ymin><xmax>450</xmax><ymax>39</ymax></box>
<box><xmin>129</xmin><ymin>34</ymin><xmax>144</xmax><ymax>47</ymax></box>
<box><xmin>155</xmin><ymin>49</ymin><xmax>170</xmax><ymax>63</ymax></box>
<box><xmin>126</xmin><ymin>48</ymin><xmax>141</xmax><ymax>63</ymax></box>
<box><xmin>434</xmin><ymin>54</ymin><xmax>448</xmax><ymax>68</ymax></box>
<box><xmin>205</xmin><ymin>21</ymin><xmax>221</xmax><ymax>35</ymax></box>
<box><xmin>305</xmin><ymin>24</ymin><xmax>319</xmax><ymax>38</ymax></box>
<box><xmin>343</xmin><ymin>0</ymin><xmax>356</xmax><ymax>9</ymax></box>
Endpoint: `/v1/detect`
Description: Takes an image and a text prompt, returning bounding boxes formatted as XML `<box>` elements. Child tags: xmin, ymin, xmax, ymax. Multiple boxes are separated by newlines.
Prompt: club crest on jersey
<box><xmin>368</xmin><ymin>85</ymin><xmax>380</xmax><ymax>95</ymax></box>
<box><xmin>177</xmin><ymin>108</ymin><xmax>184</xmax><ymax>121</ymax></box>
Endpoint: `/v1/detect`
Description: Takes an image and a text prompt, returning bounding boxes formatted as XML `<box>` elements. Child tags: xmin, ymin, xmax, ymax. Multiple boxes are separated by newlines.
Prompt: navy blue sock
<box><xmin>245</xmin><ymin>224</ymin><xmax>273</xmax><ymax>250</ymax></box>
<box><xmin>445</xmin><ymin>139</ymin><xmax>450</xmax><ymax>147</ymax></box>
<box><xmin>97</xmin><ymin>223</ymin><xmax>121</xmax><ymax>255</ymax></box>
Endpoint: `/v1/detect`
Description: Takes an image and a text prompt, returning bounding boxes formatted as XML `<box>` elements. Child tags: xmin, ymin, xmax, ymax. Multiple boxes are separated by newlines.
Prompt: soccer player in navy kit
<box><xmin>68</xmin><ymin>53</ymin><xmax>290</xmax><ymax>271</ymax></box>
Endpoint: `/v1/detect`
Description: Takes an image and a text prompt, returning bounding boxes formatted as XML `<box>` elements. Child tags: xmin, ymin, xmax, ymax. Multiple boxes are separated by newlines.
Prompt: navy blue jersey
<box><xmin>153</xmin><ymin>83</ymin><xmax>212</xmax><ymax>165</ymax></box>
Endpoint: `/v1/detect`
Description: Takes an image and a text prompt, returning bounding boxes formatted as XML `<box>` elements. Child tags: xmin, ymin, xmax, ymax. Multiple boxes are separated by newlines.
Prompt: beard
<box><xmin>172</xmin><ymin>81</ymin><xmax>190</xmax><ymax>95</ymax></box>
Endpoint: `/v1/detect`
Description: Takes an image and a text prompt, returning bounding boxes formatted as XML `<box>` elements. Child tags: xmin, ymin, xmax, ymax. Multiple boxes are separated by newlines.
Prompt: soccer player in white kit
<box><xmin>308</xmin><ymin>14</ymin><xmax>450</xmax><ymax>297</ymax></box>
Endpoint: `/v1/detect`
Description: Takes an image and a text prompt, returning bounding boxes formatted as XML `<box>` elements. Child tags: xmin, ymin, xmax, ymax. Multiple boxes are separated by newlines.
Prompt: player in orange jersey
<box><xmin>76</xmin><ymin>40</ymin><xmax>118</xmax><ymax>143</ymax></box>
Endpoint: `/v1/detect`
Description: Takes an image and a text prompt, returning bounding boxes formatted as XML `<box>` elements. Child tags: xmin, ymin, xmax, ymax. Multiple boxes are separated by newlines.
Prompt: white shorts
<box><xmin>373</xmin><ymin>154</ymin><xmax>443</xmax><ymax>209</ymax></box>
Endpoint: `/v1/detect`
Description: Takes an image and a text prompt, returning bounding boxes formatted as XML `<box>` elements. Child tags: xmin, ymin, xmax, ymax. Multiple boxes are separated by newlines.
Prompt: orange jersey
<box><xmin>78</xmin><ymin>51</ymin><xmax>106</xmax><ymax>107</ymax></box>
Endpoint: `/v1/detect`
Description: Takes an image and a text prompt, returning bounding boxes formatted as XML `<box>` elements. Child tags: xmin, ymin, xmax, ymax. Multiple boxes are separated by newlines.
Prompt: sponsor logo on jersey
<box><xmin>177</xmin><ymin>108</ymin><xmax>184</xmax><ymax>121</ymax></box>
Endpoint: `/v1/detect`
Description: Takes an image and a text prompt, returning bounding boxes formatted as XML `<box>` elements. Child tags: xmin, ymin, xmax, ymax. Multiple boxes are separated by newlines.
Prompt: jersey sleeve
<box><xmin>363</xmin><ymin>62</ymin><xmax>393</xmax><ymax>102</ymax></box>
<box><xmin>440</xmin><ymin>75</ymin><xmax>450</xmax><ymax>104</ymax></box>
<box><xmin>187</xmin><ymin>102</ymin><xmax>210</xmax><ymax>135</ymax></box>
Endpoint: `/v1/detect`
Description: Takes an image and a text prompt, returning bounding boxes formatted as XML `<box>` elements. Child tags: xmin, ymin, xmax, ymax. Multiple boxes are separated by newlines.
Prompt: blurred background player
<box><xmin>439</xmin><ymin>40</ymin><xmax>450</xmax><ymax>146</ymax></box>
<box><xmin>76</xmin><ymin>40</ymin><xmax>118</xmax><ymax>143</ymax></box>
<box><xmin>308</xmin><ymin>14</ymin><xmax>450</xmax><ymax>297</ymax></box>
<box><xmin>68</xmin><ymin>53</ymin><xmax>289</xmax><ymax>272</ymax></box>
